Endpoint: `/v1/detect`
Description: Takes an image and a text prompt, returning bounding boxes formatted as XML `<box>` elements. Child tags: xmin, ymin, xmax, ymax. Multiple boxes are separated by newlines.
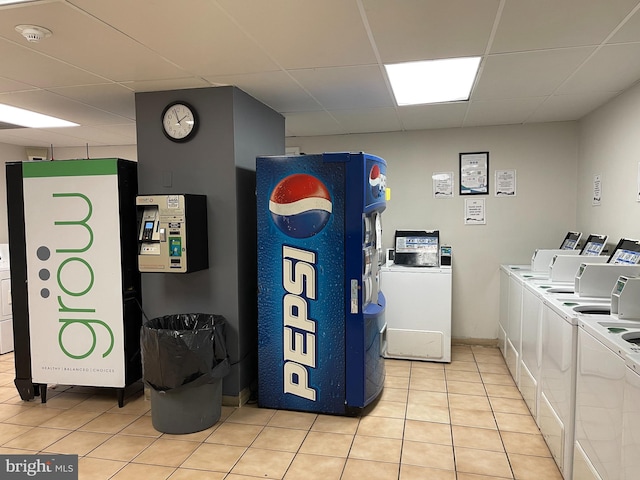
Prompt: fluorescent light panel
<box><xmin>0</xmin><ymin>104</ymin><xmax>79</xmax><ymax>128</ymax></box>
<box><xmin>385</xmin><ymin>56</ymin><xmax>481</xmax><ymax>105</ymax></box>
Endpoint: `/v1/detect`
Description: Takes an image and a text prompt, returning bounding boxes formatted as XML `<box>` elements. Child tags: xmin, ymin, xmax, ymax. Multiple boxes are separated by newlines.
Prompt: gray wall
<box><xmin>135</xmin><ymin>86</ymin><xmax>284</xmax><ymax>397</ymax></box>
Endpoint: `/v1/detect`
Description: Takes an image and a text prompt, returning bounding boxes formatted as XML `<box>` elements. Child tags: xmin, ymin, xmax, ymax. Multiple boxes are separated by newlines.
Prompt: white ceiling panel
<box><xmin>464</xmin><ymin>97</ymin><xmax>546</xmax><ymax>127</ymax></box>
<box><xmin>491</xmin><ymin>0</ymin><xmax>640</xmax><ymax>53</ymax></box>
<box><xmin>330</xmin><ymin>107</ymin><xmax>402</xmax><ymax>134</ymax></box>
<box><xmin>528</xmin><ymin>92</ymin><xmax>619</xmax><ymax>123</ymax></box>
<box><xmin>204</xmin><ymin>71</ymin><xmax>321</xmax><ymax>113</ymax></box>
<box><xmin>290</xmin><ymin>65</ymin><xmax>394</xmax><ymax>110</ymax></box>
<box><xmin>363</xmin><ymin>0</ymin><xmax>499</xmax><ymax>63</ymax></box>
<box><xmin>473</xmin><ymin>48</ymin><xmax>595</xmax><ymax>100</ymax></box>
<box><xmin>216</xmin><ymin>0</ymin><xmax>377</xmax><ymax>69</ymax></box>
<box><xmin>0</xmin><ymin>1</ymin><xmax>638</xmax><ymax>147</ymax></box>
<box><xmin>397</xmin><ymin>103</ymin><xmax>469</xmax><ymax>131</ymax></box>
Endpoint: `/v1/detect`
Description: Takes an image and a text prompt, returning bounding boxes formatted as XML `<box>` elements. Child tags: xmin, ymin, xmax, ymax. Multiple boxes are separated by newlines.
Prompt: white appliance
<box><xmin>622</xmin><ymin>353</ymin><xmax>640</xmax><ymax>480</ymax></box>
<box><xmin>380</xmin><ymin>263</ymin><xmax>452</xmax><ymax>362</ymax></box>
<box><xmin>0</xmin><ymin>244</ymin><xmax>12</xmax><ymax>354</ymax></box>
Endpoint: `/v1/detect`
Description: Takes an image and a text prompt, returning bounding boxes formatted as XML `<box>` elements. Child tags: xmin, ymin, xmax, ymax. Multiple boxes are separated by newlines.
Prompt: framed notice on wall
<box><xmin>460</xmin><ymin>152</ymin><xmax>489</xmax><ymax>195</ymax></box>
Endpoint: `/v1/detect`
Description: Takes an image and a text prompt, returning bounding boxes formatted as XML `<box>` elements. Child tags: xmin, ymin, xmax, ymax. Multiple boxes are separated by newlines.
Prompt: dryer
<box><xmin>0</xmin><ymin>244</ymin><xmax>12</xmax><ymax>354</ymax></box>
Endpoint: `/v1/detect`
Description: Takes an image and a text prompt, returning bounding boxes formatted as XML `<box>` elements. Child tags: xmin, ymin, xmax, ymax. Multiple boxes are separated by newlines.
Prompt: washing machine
<box><xmin>622</xmin><ymin>353</ymin><xmax>640</xmax><ymax>480</ymax></box>
<box><xmin>539</xmin><ymin>293</ymin><xmax>613</xmax><ymax>480</ymax></box>
<box><xmin>0</xmin><ymin>244</ymin><xmax>12</xmax><ymax>355</ymax></box>
<box><xmin>380</xmin><ymin>263</ymin><xmax>452</xmax><ymax>362</ymax></box>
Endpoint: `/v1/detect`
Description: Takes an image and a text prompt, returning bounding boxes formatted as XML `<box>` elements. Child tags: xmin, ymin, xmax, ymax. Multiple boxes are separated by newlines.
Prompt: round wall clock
<box><xmin>161</xmin><ymin>101</ymin><xmax>198</xmax><ymax>142</ymax></box>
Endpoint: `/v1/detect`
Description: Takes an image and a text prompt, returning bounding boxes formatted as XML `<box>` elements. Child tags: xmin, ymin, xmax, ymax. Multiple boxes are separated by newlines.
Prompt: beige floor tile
<box><xmin>401</xmin><ymin>440</ymin><xmax>454</xmax><ymax>470</ymax></box>
<box><xmin>452</xmin><ymin>425</ymin><xmax>504</xmax><ymax>452</ymax></box>
<box><xmin>4</xmin><ymin>407</ymin><xmax>64</xmax><ymax>426</ymax></box>
<box><xmin>161</xmin><ymin>424</ymin><xmax>218</xmax><ymax>443</ymax></box>
<box><xmin>251</xmin><ymin>426</ymin><xmax>308</xmax><ymax>452</ymax></box>
<box><xmin>408</xmin><ymin>390</ymin><xmax>448</xmax><ymax>408</ymax></box>
<box><xmin>494</xmin><ymin>412</ymin><xmax>540</xmax><ymax>434</ymax></box>
<box><xmin>298</xmin><ymin>431</ymin><xmax>354</xmax><ymax>457</ymax></box>
<box><xmin>167</xmin><ymin>468</ymin><xmax>225</xmax><ymax>480</ymax></box>
<box><xmin>481</xmin><ymin>373</ymin><xmax>516</xmax><ymax>386</ymax></box>
<box><xmin>409</xmin><ymin>377</ymin><xmax>447</xmax><ymax>392</ymax></box>
<box><xmin>86</xmin><ymin>434</ymin><xmax>155</xmax><ymax>462</ymax></box>
<box><xmin>43</xmin><ymin>430</ymin><xmax>111</xmax><ymax>455</ymax></box>
<box><xmin>446</xmin><ymin>381</ymin><xmax>487</xmax><ymax>396</ymax></box>
<box><xmin>385</xmin><ymin>364</ymin><xmax>411</xmax><ymax>378</ymax></box>
<box><xmin>41</xmin><ymin>408</ymin><xmax>102</xmax><ymax>430</ymax></box>
<box><xmin>384</xmin><ymin>375</ymin><xmax>409</xmax><ymax>389</ymax></box>
<box><xmin>110</xmin><ymin>462</ymin><xmax>175</xmax><ymax>480</ymax></box>
<box><xmin>474</xmin><ymin>353</ymin><xmax>508</xmax><ymax>364</ymax></box>
<box><xmin>225</xmin><ymin>405</ymin><xmax>276</xmax><ymax>425</ymax></box>
<box><xmin>411</xmin><ymin>366</ymin><xmax>446</xmax><ymax>380</ymax></box>
<box><xmin>0</xmin><ymin>423</ymin><xmax>34</xmax><ymax>444</ymax></box>
<box><xmin>74</xmin><ymin>394</ymin><xmax>121</xmax><ymax>412</ymax></box>
<box><xmin>446</xmin><ymin>370</ymin><xmax>483</xmax><ymax>383</ymax></box>
<box><xmin>3</xmin><ymin>426</ymin><xmax>71</xmax><ymax>451</ymax></box>
<box><xmin>406</xmin><ymin>403</ymin><xmax>450</xmax><ymax>423</ymax></box>
<box><xmin>132</xmin><ymin>437</ymin><xmax>199</xmax><ymax>467</ymax></box>
<box><xmin>349</xmin><ymin>435</ymin><xmax>402</xmax><ymax>463</ymax></box>
<box><xmin>38</xmin><ymin>392</ymin><xmax>92</xmax><ymax>409</ymax></box>
<box><xmin>500</xmin><ymin>431</ymin><xmax>551</xmax><ymax>457</ymax></box>
<box><xmin>450</xmin><ymin>408</ymin><xmax>497</xmax><ymax>429</ymax></box>
<box><xmin>120</xmin><ymin>415</ymin><xmax>162</xmax><ymax>437</ymax></box>
<box><xmin>180</xmin><ymin>442</ymin><xmax>245</xmax><ymax>472</ymax></box>
<box><xmin>77</xmin><ymin>457</ymin><xmax>126</xmax><ymax>480</ymax></box>
<box><xmin>283</xmin><ymin>453</ymin><xmax>345</xmax><ymax>480</ymax></box>
<box><xmin>445</xmin><ymin>361</ymin><xmax>479</xmax><ymax>372</ymax></box>
<box><xmin>411</xmin><ymin>361</ymin><xmax>446</xmax><ymax>371</ymax></box>
<box><xmin>484</xmin><ymin>384</ymin><xmax>523</xmax><ymax>399</ymax></box>
<box><xmin>108</xmin><ymin>393</ymin><xmax>151</xmax><ymax>416</ymax></box>
<box><xmin>363</xmin><ymin>399</ymin><xmax>406</xmax><ymax>418</ymax></box>
<box><xmin>456</xmin><ymin>474</ymin><xmax>512</xmax><ymax>480</ymax></box>
<box><xmin>455</xmin><ymin>446</ymin><xmax>513</xmax><ymax>478</ymax></box>
<box><xmin>78</xmin><ymin>412</ymin><xmax>140</xmax><ymax>434</ymax></box>
<box><xmin>204</xmin><ymin>422</ymin><xmax>263</xmax><ymax>446</ymax></box>
<box><xmin>267</xmin><ymin>409</ymin><xmax>317</xmax><ymax>430</ymax></box>
<box><xmin>477</xmin><ymin>363</ymin><xmax>511</xmax><ymax>375</ymax></box>
<box><xmin>489</xmin><ymin>397</ymin><xmax>531</xmax><ymax>415</ymax></box>
<box><xmin>379</xmin><ymin>387</ymin><xmax>408</xmax><ymax>403</ymax></box>
<box><xmin>341</xmin><ymin>458</ymin><xmax>400</xmax><ymax>480</ymax></box>
<box><xmin>403</xmin><ymin>420</ymin><xmax>452</xmax><ymax>445</ymax></box>
<box><xmin>0</xmin><ymin>387</ymin><xmax>19</xmax><ymax>402</ymax></box>
<box><xmin>0</xmin><ymin>404</ymin><xmax>33</xmax><ymax>422</ymax></box>
<box><xmin>0</xmin><ymin>447</ymin><xmax>40</xmax><ymax>454</ymax></box>
<box><xmin>508</xmin><ymin>453</ymin><xmax>562</xmax><ymax>480</ymax></box>
<box><xmin>400</xmin><ymin>464</ymin><xmax>456</xmax><ymax>480</ymax></box>
<box><xmin>230</xmin><ymin>447</ymin><xmax>294</xmax><ymax>478</ymax></box>
<box><xmin>311</xmin><ymin>414</ymin><xmax>359</xmax><ymax>435</ymax></box>
<box><xmin>448</xmin><ymin>393</ymin><xmax>492</xmax><ymax>411</ymax></box>
<box><xmin>357</xmin><ymin>415</ymin><xmax>404</xmax><ymax>439</ymax></box>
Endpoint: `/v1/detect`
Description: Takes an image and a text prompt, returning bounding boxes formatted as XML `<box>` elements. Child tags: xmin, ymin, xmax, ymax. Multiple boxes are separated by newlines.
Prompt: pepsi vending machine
<box><xmin>257</xmin><ymin>152</ymin><xmax>387</xmax><ymax>415</ymax></box>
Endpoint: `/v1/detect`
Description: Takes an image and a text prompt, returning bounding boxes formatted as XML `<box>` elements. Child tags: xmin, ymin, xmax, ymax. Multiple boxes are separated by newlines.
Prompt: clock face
<box><xmin>161</xmin><ymin>102</ymin><xmax>198</xmax><ymax>142</ymax></box>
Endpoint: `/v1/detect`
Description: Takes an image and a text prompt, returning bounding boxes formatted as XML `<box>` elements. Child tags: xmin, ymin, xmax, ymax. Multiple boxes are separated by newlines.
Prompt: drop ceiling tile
<box><xmin>69</xmin><ymin>0</ymin><xmax>280</xmax><ymax>76</ymax></box>
<box><xmin>609</xmin><ymin>7</ymin><xmax>640</xmax><ymax>43</ymax></box>
<box><xmin>528</xmin><ymin>92</ymin><xmax>619</xmax><ymax>122</ymax></box>
<box><xmin>491</xmin><ymin>0</ymin><xmax>639</xmax><ymax>53</ymax></box>
<box><xmin>363</xmin><ymin>0</ymin><xmax>499</xmax><ymax>63</ymax></box>
<box><xmin>558</xmin><ymin>43</ymin><xmax>640</xmax><ymax>94</ymax></box>
<box><xmin>397</xmin><ymin>103</ymin><xmax>468</xmax><ymax>130</ymax></box>
<box><xmin>123</xmin><ymin>78</ymin><xmax>211</xmax><ymax>93</ymax></box>
<box><xmin>204</xmin><ymin>71</ymin><xmax>320</xmax><ymax>113</ymax></box>
<box><xmin>474</xmin><ymin>47</ymin><xmax>595</xmax><ymax>100</ymax></box>
<box><xmin>216</xmin><ymin>0</ymin><xmax>377</xmax><ymax>69</ymax></box>
<box><xmin>463</xmin><ymin>97</ymin><xmax>545</xmax><ymax>127</ymax></box>
<box><xmin>48</xmin><ymin>84</ymin><xmax>136</xmax><ymax>120</ymax></box>
<box><xmin>0</xmin><ymin>76</ymin><xmax>37</xmax><ymax>93</ymax></box>
<box><xmin>284</xmin><ymin>111</ymin><xmax>344</xmax><ymax>137</ymax></box>
<box><xmin>289</xmin><ymin>65</ymin><xmax>394</xmax><ymax>110</ymax></box>
<box><xmin>330</xmin><ymin>107</ymin><xmax>402</xmax><ymax>134</ymax></box>
<box><xmin>0</xmin><ymin>38</ymin><xmax>106</xmax><ymax>89</ymax></box>
<box><xmin>0</xmin><ymin>90</ymin><xmax>132</xmax><ymax>126</ymax></box>
<box><xmin>0</xmin><ymin>127</ymin><xmax>86</xmax><ymax>148</ymax></box>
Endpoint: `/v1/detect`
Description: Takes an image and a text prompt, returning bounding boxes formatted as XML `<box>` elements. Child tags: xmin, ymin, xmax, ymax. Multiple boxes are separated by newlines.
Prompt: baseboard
<box><xmin>222</xmin><ymin>387</ymin><xmax>252</xmax><ymax>407</ymax></box>
<box><xmin>451</xmin><ymin>337</ymin><xmax>499</xmax><ymax>347</ymax></box>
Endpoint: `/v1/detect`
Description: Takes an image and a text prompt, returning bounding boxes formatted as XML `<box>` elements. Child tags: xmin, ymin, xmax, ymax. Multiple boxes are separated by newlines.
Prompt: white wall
<box><xmin>0</xmin><ymin>143</ymin><xmax>28</xmax><ymax>244</ymax></box>
<box><xmin>577</xmin><ymin>82</ymin><xmax>640</xmax><ymax>242</ymax></box>
<box><xmin>287</xmin><ymin>122</ymin><xmax>580</xmax><ymax>340</ymax></box>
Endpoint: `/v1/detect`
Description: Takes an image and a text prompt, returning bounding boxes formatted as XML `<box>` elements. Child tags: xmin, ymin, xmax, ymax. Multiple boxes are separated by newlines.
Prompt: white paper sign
<box><xmin>495</xmin><ymin>170</ymin><xmax>516</xmax><ymax>197</ymax></box>
<box><xmin>464</xmin><ymin>198</ymin><xmax>486</xmax><ymax>225</ymax></box>
<box><xmin>593</xmin><ymin>174</ymin><xmax>601</xmax><ymax>206</ymax></box>
<box><xmin>433</xmin><ymin>171</ymin><xmax>454</xmax><ymax>198</ymax></box>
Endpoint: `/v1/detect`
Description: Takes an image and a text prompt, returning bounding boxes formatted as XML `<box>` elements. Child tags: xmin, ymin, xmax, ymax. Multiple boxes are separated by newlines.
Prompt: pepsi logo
<box><xmin>369</xmin><ymin>164</ymin><xmax>386</xmax><ymax>199</ymax></box>
<box><xmin>269</xmin><ymin>174</ymin><xmax>332</xmax><ymax>238</ymax></box>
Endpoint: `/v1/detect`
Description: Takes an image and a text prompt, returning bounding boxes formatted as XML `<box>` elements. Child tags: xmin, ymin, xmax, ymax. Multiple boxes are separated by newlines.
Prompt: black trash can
<box><xmin>140</xmin><ymin>313</ymin><xmax>229</xmax><ymax>434</ymax></box>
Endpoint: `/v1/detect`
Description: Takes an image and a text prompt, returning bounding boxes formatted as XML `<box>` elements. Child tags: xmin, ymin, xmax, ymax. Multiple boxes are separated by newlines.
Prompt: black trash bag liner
<box><xmin>141</xmin><ymin>313</ymin><xmax>230</xmax><ymax>393</ymax></box>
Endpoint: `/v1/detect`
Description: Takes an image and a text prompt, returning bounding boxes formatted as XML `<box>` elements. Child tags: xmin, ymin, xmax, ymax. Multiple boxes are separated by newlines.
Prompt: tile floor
<box><xmin>0</xmin><ymin>345</ymin><xmax>562</xmax><ymax>480</ymax></box>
